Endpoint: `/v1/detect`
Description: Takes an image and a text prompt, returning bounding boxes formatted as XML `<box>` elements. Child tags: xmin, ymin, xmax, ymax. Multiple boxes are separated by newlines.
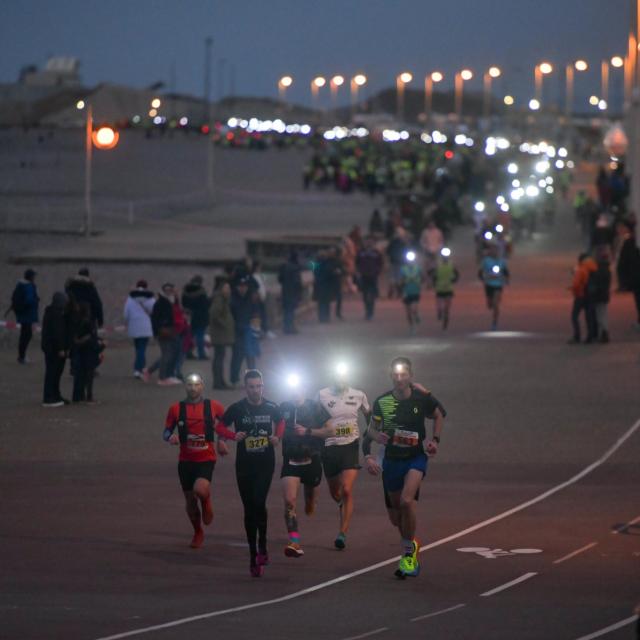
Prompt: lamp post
<box><xmin>396</xmin><ymin>71</ymin><xmax>412</xmax><ymax>122</ymax></box>
<box><xmin>80</xmin><ymin>102</ymin><xmax>119</xmax><ymax>237</ymax></box>
<box><xmin>483</xmin><ymin>66</ymin><xmax>501</xmax><ymax>118</ymax></box>
<box><xmin>565</xmin><ymin>59</ymin><xmax>588</xmax><ymax>117</ymax></box>
<box><xmin>626</xmin><ymin>0</ymin><xmax>640</xmax><ymax>246</ymax></box>
<box><xmin>350</xmin><ymin>74</ymin><xmax>367</xmax><ymax>118</ymax></box>
<box><xmin>424</xmin><ymin>71</ymin><xmax>443</xmax><ymax>121</ymax></box>
<box><xmin>455</xmin><ymin>69</ymin><xmax>473</xmax><ymax>119</ymax></box>
<box><xmin>311</xmin><ymin>76</ymin><xmax>326</xmax><ymax>108</ymax></box>
<box><xmin>278</xmin><ymin>75</ymin><xmax>293</xmax><ymax>104</ymax></box>
<box><xmin>330</xmin><ymin>75</ymin><xmax>344</xmax><ymax>112</ymax></box>
<box><xmin>534</xmin><ymin>62</ymin><xmax>553</xmax><ymax>105</ymax></box>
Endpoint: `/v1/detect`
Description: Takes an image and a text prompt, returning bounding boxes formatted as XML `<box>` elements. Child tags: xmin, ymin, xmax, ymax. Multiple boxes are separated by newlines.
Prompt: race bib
<box><xmin>187</xmin><ymin>434</ymin><xmax>207</xmax><ymax>450</ymax></box>
<box><xmin>245</xmin><ymin>436</ymin><xmax>269</xmax><ymax>452</ymax></box>
<box><xmin>335</xmin><ymin>422</ymin><xmax>356</xmax><ymax>438</ymax></box>
<box><xmin>392</xmin><ymin>429</ymin><xmax>420</xmax><ymax>448</ymax></box>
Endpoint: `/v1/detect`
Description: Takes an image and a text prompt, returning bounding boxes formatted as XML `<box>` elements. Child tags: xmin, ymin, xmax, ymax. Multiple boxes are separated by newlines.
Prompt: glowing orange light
<box><xmin>91</xmin><ymin>126</ymin><xmax>119</xmax><ymax>149</ymax></box>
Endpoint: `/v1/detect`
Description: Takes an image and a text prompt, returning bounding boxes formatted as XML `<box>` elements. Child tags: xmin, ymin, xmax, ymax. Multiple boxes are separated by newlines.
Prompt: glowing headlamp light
<box><xmin>335</xmin><ymin>362</ymin><xmax>349</xmax><ymax>377</ymax></box>
<box><xmin>406</xmin><ymin>251</ymin><xmax>416</xmax><ymax>262</ymax></box>
<box><xmin>440</xmin><ymin>247</ymin><xmax>451</xmax><ymax>258</ymax></box>
<box><xmin>185</xmin><ymin>373</ymin><xmax>203</xmax><ymax>385</ymax></box>
<box><xmin>484</xmin><ymin>231</ymin><xmax>493</xmax><ymax>241</ymax></box>
<box><xmin>495</xmin><ymin>224</ymin><xmax>504</xmax><ymax>233</ymax></box>
<box><xmin>492</xmin><ymin>265</ymin><xmax>501</xmax><ymax>274</ymax></box>
<box><xmin>286</xmin><ymin>373</ymin><xmax>301</xmax><ymax>389</ymax></box>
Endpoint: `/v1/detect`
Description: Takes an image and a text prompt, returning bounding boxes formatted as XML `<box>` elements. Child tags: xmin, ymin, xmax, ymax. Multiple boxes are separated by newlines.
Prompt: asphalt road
<box><xmin>1</xmin><ymin>204</ymin><xmax>639</xmax><ymax>640</ymax></box>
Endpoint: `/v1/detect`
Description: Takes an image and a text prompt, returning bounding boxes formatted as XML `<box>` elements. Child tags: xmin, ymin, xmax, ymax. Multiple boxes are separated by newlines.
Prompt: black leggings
<box><xmin>236</xmin><ymin>463</ymin><xmax>274</xmax><ymax>564</ymax></box>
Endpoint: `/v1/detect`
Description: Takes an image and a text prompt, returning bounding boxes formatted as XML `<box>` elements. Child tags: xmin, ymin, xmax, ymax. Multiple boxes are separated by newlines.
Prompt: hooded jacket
<box><xmin>65</xmin><ymin>275</ymin><xmax>104</xmax><ymax>328</ymax></box>
<box><xmin>41</xmin><ymin>293</ymin><xmax>70</xmax><ymax>354</ymax></box>
<box><xmin>181</xmin><ymin>281</ymin><xmax>210</xmax><ymax>330</ymax></box>
<box><xmin>124</xmin><ymin>289</ymin><xmax>155</xmax><ymax>338</ymax></box>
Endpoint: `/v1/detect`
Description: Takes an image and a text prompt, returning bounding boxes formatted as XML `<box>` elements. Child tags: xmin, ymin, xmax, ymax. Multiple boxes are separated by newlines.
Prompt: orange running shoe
<box><xmin>202</xmin><ymin>499</ymin><xmax>213</xmax><ymax>526</ymax></box>
<box><xmin>190</xmin><ymin>528</ymin><xmax>204</xmax><ymax>549</ymax></box>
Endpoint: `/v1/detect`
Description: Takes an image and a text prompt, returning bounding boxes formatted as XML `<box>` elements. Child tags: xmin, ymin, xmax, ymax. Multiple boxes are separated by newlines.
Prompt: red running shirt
<box><xmin>165</xmin><ymin>400</ymin><xmax>225</xmax><ymax>462</ymax></box>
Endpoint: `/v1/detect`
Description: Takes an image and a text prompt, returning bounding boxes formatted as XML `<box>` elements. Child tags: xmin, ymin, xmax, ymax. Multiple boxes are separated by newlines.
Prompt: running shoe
<box><xmin>201</xmin><ymin>499</ymin><xmax>213</xmax><ymax>525</ymax></box>
<box><xmin>250</xmin><ymin>564</ymin><xmax>264</xmax><ymax>578</ymax></box>
<box><xmin>334</xmin><ymin>532</ymin><xmax>346</xmax><ymax>550</ymax></box>
<box><xmin>189</xmin><ymin>529</ymin><xmax>204</xmax><ymax>549</ymax></box>
<box><xmin>284</xmin><ymin>542</ymin><xmax>304</xmax><ymax>558</ymax></box>
<box><xmin>256</xmin><ymin>551</ymin><xmax>269</xmax><ymax>566</ymax></box>
<box><xmin>42</xmin><ymin>401</ymin><xmax>64</xmax><ymax>408</ymax></box>
<box><xmin>142</xmin><ymin>368</ymin><xmax>151</xmax><ymax>383</ymax></box>
<box><xmin>395</xmin><ymin>540</ymin><xmax>420</xmax><ymax>577</ymax></box>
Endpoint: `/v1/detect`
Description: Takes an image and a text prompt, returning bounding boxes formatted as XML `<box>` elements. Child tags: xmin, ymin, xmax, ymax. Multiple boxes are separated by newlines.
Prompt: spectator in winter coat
<box><xmin>278</xmin><ymin>250</ymin><xmax>303</xmax><ymax>334</ymax></box>
<box><xmin>229</xmin><ymin>277</ymin><xmax>260</xmax><ymax>385</ymax></box>
<box><xmin>568</xmin><ymin>253</ymin><xmax>598</xmax><ymax>344</ymax></box>
<box><xmin>123</xmin><ymin>280</ymin><xmax>155</xmax><ymax>378</ymax></box>
<box><xmin>181</xmin><ymin>275</ymin><xmax>210</xmax><ymax>360</ymax></box>
<box><xmin>209</xmin><ymin>277</ymin><xmax>235</xmax><ymax>389</ymax></box>
<box><xmin>71</xmin><ymin>302</ymin><xmax>104</xmax><ymax>403</ymax></box>
<box><xmin>65</xmin><ymin>268</ymin><xmax>104</xmax><ymax>329</ymax></box>
<box><xmin>147</xmin><ymin>283</ymin><xmax>181</xmax><ymax>385</ymax></box>
<box><xmin>41</xmin><ymin>292</ymin><xmax>71</xmax><ymax>406</ymax></box>
<box><xmin>11</xmin><ymin>268</ymin><xmax>39</xmax><ymax>364</ymax></box>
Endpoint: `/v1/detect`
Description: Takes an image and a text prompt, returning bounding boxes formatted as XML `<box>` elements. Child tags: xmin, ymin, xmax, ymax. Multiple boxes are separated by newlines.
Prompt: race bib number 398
<box><xmin>335</xmin><ymin>423</ymin><xmax>355</xmax><ymax>437</ymax></box>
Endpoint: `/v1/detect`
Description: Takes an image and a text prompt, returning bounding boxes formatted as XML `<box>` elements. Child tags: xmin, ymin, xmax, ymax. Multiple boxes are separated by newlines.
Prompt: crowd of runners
<box><xmin>163</xmin><ymin>358</ymin><xmax>445</xmax><ymax>579</ymax></box>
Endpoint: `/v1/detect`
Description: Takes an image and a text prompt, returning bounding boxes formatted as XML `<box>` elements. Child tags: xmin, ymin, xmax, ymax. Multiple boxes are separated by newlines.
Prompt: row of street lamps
<box><xmin>277</xmin><ymin>55</ymin><xmax>628</xmax><ymax>120</ymax></box>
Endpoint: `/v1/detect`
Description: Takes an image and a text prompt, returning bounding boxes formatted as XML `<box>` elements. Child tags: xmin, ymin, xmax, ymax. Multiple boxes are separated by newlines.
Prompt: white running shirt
<box><xmin>316</xmin><ymin>386</ymin><xmax>370</xmax><ymax>447</ymax></box>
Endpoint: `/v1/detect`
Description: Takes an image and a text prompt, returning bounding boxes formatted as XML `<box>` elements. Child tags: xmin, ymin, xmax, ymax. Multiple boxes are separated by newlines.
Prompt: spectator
<box><xmin>71</xmin><ymin>302</ymin><xmax>104</xmax><ymax>403</ymax></box>
<box><xmin>568</xmin><ymin>253</ymin><xmax>598</xmax><ymax>345</ymax></box>
<box><xmin>251</xmin><ymin>261</ymin><xmax>274</xmax><ymax>337</ymax></box>
<box><xmin>147</xmin><ymin>283</ymin><xmax>181</xmax><ymax>385</ymax></box>
<box><xmin>181</xmin><ymin>275</ymin><xmax>210</xmax><ymax>360</ymax></box>
<box><xmin>123</xmin><ymin>280</ymin><xmax>155</xmax><ymax>379</ymax></box>
<box><xmin>41</xmin><ymin>292</ymin><xmax>71</xmax><ymax>407</ymax></box>
<box><xmin>615</xmin><ymin>223</ymin><xmax>640</xmax><ymax>327</ymax></box>
<box><xmin>278</xmin><ymin>250</ymin><xmax>303</xmax><ymax>334</ymax></box>
<box><xmin>230</xmin><ymin>277</ymin><xmax>260</xmax><ymax>385</ymax></box>
<box><xmin>327</xmin><ymin>246</ymin><xmax>345</xmax><ymax>320</ymax></box>
<box><xmin>386</xmin><ymin>228</ymin><xmax>408</xmax><ymax>299</ymax></box>
<box><xmin>356</xmin><ymin>236</ymin><xmax>384</xmax><ymax>320</ymax></box>
<box><xmin>313</xmin><ymin>250</ymin><xmax>333</xmax><ymax>323</ymax></box>
<box><xmin>10</xmin><ymin>268</ymin><xmax>39</xmax><ymax>364</ymax></box>
<box><xmin>209</xmin><ymin>277</ymin><xmax>235</xmax><ymax>389</ymax></box>
<box><xmin>590</xmin><ymin>250</ymin><xmax>612</xmax><ymax>343</ymax></box>
<box><xmin>65</xmin><ymin>268</ymin><xmax>104</xmax><ymax>329</ymax></box>
<box><xmin>420</xmin><ymin>219</ymin><xmax>444</xmax><ymax>274</ymax></box>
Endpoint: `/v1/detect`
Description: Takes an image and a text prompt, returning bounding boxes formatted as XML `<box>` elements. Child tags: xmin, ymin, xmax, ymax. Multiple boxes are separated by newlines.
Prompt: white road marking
<box><xmin>410</xmin><ymin>603</ymin><xmax>466</xmax><ymax>622</ymax></box>
<box><xmin>553</xmin><ymin>542</ymin><xmax>598</xmax><ymax>565</ymax></box>
<box><xmin>341</xmin><ymin>628</ymin><xmax>389</xmax><ymax>640</ymax></box>
<box><xmin>612</xmin><ymin>514</ymin><xmax>640</xmax><ymax>534</ymax></box>
<box><xmin>480</xmin><ymin>572</ymin><xmax>537</xmax><ymax>597</ymax></box>
<box><xmin>574</xmin><ymin>615</ymin><xmax>639</xmax><ymax>640</ymax></box>
<box><xmin>94</xmin><ymin>417</ymin><xmax>640</xmax><ymax>640</ymax></box>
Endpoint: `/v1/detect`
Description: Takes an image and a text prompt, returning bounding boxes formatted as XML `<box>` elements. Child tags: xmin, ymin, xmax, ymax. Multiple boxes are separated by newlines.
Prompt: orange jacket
<box><xmin>571</xmin><ymin>257</ymin><xmax>597</xmax><ymax>298</ymax></box>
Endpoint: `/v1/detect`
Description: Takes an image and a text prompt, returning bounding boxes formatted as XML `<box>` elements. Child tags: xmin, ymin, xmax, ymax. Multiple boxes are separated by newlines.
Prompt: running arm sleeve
<box><xmin>274</xmin><ymin>419</ymin><xmax>285</xmax><ymax>439</ymax></box>
<box><xmin>215</xmin><ymin>422</ymin><xmax>237</xmax><ymax>441</ymax></box>
<box><xmin>163</xmin><ymin>428</ymin><xmax>173</xmax><ymax>441</ymax></box>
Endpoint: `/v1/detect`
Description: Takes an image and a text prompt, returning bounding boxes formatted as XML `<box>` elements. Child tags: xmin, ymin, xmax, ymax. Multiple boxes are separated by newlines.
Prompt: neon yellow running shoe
<box><xmin>395</xmin><ymin>539</ymin><xmax>420</xmax><ymax>578</ymax></box>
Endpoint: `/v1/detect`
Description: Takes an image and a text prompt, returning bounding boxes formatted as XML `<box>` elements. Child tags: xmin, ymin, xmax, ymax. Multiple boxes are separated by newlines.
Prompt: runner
<box><xmin>428</xmin><ymin>247</ymin><xmax>460</xmax><ymax>330</ymax></box>
<box><xmin>279</xmin><ymin>373</ymin><xmax>334</xmax><ymax>558</ymax></box>
<box><xmin>218</xmin><ymin>369</ymin><xmax>284</xmax><ymax>577</ymax></box>
<box><xmin>316</xmin><ymin>362</ymin><xmax>371</xmax><ymax>550</ymax></box>
<box><xmin>366</xmin><ymin>357</ymin><xmax>446</xmax><ymax>578</ymax></box>
<box><xmin>399</xmin><ymin>250</ymin><xmax>422</xmax><ymax>335</ymax></box>
<box><xmin>478</xmin><ymin>243</ymin><xmax>510</xmax><ymax>330</ymax></box>
<box><xmin>163</xmin><ymin>373</ymin><xmax>233</xmax><ymax>549</ymax></box>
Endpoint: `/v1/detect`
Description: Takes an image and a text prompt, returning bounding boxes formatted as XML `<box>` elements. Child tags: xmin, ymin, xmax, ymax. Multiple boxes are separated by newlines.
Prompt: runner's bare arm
<box><xmin>425</xmin><ymin>407</ymin><xmax>444</xmax><ymax>455</ymax></box>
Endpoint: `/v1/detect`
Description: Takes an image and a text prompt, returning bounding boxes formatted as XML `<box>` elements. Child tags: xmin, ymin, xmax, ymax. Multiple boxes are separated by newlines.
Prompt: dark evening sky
<box><xmin>1</xmin><ymin>0</ymin><xmax>632</xmax><ymax>110</ymax></box>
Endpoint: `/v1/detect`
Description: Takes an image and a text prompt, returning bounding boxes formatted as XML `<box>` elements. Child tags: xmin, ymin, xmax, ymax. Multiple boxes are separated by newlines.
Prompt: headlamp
<box><xmin>185</xmin><ymin>373</ymin><xmax>203</xmax><ymax>385</ymax></box>
<box><xmin>335</xmin><ymin>362</ymin><xmax>348</xmax><ymax>377</ymax></box>
<box><xmin>440</xmin><ymin>247</ymin><xmax>451</xmax><ymax>258</ymax></box>
<box><xmin>484</xmin><ymin>231</ymin><xmax>493</xmax><ymax>241</ymax></box>
<box><xmin>406</xmin><ymin>250</ymin><xmax>416</xmax><ymax>262</ymax></box>
<box><xmin>492</xmin><ymin>265</ymin><xmax>501</xmax><ymax>274</ymax></box>
<box><xmin>286</xmin><ymin>373</ymin><xmax>301</xmax><ymax>389</ymax></box>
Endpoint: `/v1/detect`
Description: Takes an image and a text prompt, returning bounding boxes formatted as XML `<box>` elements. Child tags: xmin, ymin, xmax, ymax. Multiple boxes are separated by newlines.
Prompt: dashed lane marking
<box><xmin>553</xmin><ymin>542</ymin><xmax>598</xmax><ymax>565</ymax></box>
<box><xmin>340</xmin><ymin>628</ymin><xmax>389</xmax><ymax>640</ymax></box>
<box><xmin>574</xmin><ymin>615</ymin><xmax>639</xmax><ymax>640</ymax></box>
<box><xmin>480</xmin><ymin>572</ymin><xmax>538</xmax><ymax>597</ymax></box>
<box><xmin>410</xmin><ymin>604</ymin><xmax>466</xmax><ymax>622</ymax></box>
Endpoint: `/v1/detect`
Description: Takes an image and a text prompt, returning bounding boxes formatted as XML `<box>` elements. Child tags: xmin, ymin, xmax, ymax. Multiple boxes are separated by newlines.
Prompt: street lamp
<box><xmin>350</xmin><ymin>73</ymin><xmax>367</xmax><ymax>117</ymax></box>
<box><xmin>424</xmin><ymin>71</ymin><xmax>443</xmax><ymax>120</ymax></box>
<box><xmin>311</xmin><ymin>75</ymin><xmax>326</xmax><ymax>107</ymax></box>
<box><xmin>396</xmin><ymin>71</ymin><xmax>413</xmax><ymax>122</ymax></box>
<box><xmin>84</xmin><ymin>105</ymin><xmax>119</xmax><ymax>237</ymax></box>
<box><xmin>534</xmin><ymin>62</ymin><xmax>553</xmax><ymax>104</ymax></box>
<box><xmin>278</xmin><ymin>75</ymin><xmax>293</xmax><ymax>103</ymax></box>
<box><xmin>455</xmin><ymin>69</ymin><xmax>473</xmax><ymax>118</ymax></box>
<box><xmin>330</xmin><ymin>75</ymin><xmax>344</xmax><ymax>110</ymax></box>
<box><xmin>565</xmin><ymin>59</ymin><xmax>588</xmax><ymax>117</ymax></box>
<box><xmin>483</xmin><ymin>66</ymin><xmax>501</xmax><ymax>118</ymax></box>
